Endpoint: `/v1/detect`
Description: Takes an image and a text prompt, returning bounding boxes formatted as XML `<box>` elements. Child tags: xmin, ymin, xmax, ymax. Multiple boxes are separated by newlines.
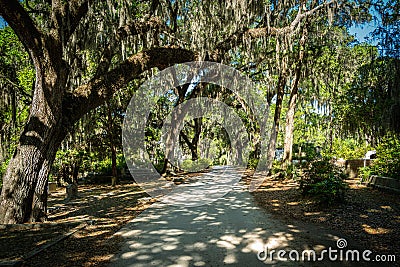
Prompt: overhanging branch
<box><xmin>66</xmin><ymin>0</ymin><xmax>89</xmax><ymax>43</ymax></box>
<box><xmin>63</xmin><ymin>47</ymin><xmax>196</xmax><ymax>123</ymax></box>
<box><xmin>211</xmin><ymin>1</ymin><xmax>334</xmax><ymax>61</ymax></box>
<box><xmin>117</xmin><ymin>17</ymin><xmax>165</xmax><ymax>40</ymax></box>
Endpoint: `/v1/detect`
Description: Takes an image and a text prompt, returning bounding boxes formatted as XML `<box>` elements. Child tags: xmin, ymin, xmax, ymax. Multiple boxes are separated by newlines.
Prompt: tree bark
<box><xmin>282</xmin><ymin>81</ymin><xmax>299</xmax><ymax>166</ymax></box>
<box><xmin>283</xmin><ymin>26</ymin><xmax>307</xmax><ymax>166</ymax></box>
<box><xmin>266</xmin><ymin>72</ymin><xmax>287</xmax><ymax>170</ymax></box>
<box><xmin>106</xmin><ymin>101</ymin><xmax>118</xmax><ymax>186</ymax></box>
<box><xmin>0</xmin><ymin>63</ymin><xmax>68</xmax><ymax>223</ymax></box>
<box><xmin>180</xmin><ymin>118</ymin><xmax>202</xmax><ymax>161</ymax></box>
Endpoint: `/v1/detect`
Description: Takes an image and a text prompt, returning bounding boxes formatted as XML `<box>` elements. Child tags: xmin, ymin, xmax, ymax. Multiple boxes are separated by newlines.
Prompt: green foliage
<box><xmin>366</xmin><ymin>134</ymin><xmax>400</xmax><ymax>179</ymax></box>
<box><xmin>292</xmin><ymin>142</ymin><xmax>322</xmax><ymax>161</ymax></box>
<box><xmin>0</xmin><ymin>158</ymin><xmax>10</xmax><ymax>188</ymax></box>
<box><xmin>285</xmin><ymin>163</ymin><xmax>301</xmax><ymax>180</ymax></box>
<box><xmin>181</xmin><ymin>158</ymin><xmax>212</xmax><ymax>172</ymax></box>
<box><xmin>269</xmin><ymin>161</ymin><xmax>301</xmax><ymax>180</ymax></box>
<box><xmin>92</xmin><ymin>158</ymin><xmax>113</xmax><ymax>174</ymax></box>
<box><xmin>300</xmin><ymin>159</ymin><xmax>348</xmax><ymax>205</ymax></box>
<box><xmin>85</xmin><ymin>153</ymin><xmax>127</xmax><ymax>175</ymax></box>
<box><xmin>0</xmin><ymin>26</ymin><xmax>34</xmax><ymax>176</ymax></box>
<box><xmin>335</xmin><ymin>57</ymin><xmax>400</xmax><ymax>140</ymax></box>
<box><xmin>247</xmin><ymin>157</ymin><xmax>260</xmax><ymax>170</ymax></box>
<box><xmin>327</xmin><ymin>138</ymin><xmax>372</xmax><ymax>159</ymax></box>
<box><xmin>117</xmin><ymin>153</ymin><xmax>127</xmax><ymax>172</ymax></box>
<box><xmin>358</xmin><ymin>166</ymin><xmax>373</xmax><ymax>182</ymax></box>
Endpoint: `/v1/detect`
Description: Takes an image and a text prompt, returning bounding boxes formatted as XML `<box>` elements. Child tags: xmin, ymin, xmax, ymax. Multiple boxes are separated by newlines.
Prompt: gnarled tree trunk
<box><xmin>283</xmin><ymin>26</ymin><xmax>307</xmax><ymax>167</ymax></box>
<box><xmin>0</xmin><ymin>52</ymin><xmax>69</xmax><ymax>223</ymax></box>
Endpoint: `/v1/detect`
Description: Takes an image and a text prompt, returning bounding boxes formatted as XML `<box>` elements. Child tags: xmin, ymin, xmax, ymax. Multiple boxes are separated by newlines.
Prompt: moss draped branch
<box><xmin>211</xmin><ymin>1</ymin><xmax>334</xmax><ymax>61</ymax></box>
<box><xmin>117</xmin><ymin>17</ymin><xmax>165</xmax><ymax>39</ymax></box>
<box><xmin>64</xmin><ymin>0</ymin><xmax>89</xmax><ymax>44</ymax></box>
<box><xmin>63</xmin><ymin>47</ymin><xmax>196</xmax><ymax>123</ymax></box>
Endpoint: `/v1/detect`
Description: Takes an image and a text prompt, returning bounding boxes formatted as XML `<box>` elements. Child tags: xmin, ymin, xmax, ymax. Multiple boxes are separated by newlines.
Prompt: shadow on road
<box><xmin>109</xmin><ymin>168</ymin><xmax>374</xmax><ymax>267</ymax></box>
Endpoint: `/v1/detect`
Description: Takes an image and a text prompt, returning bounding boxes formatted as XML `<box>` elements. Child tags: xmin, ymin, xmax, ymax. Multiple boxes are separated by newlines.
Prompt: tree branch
<box><xmin>66</xmin><ymin>0</ymin><xmax>88</xmax><ymax>42</ymax></box>
<box><xmin>211</xmin><ymin>1</ymin><xmax>334</xmax><ymax>61</ymax></box>
<box><xmin>180</xmin><ymin>130</ymin><xmax>196</xmax><ymax>151</ymax></box>
<box><xmin>166</xmin><ymin>0</ymin><xmax>178</xmax><ymax>32</ymax></box>
<box><xmin>0</xmin><ymin>0</ymin><xmax>43</xmax><ymax>60</ymax></box>
<box><xmin>117</xmin><ymin>17</ymin><xmax>165</xmax><ymax>40</ymax></box>
<box><xmin>63</xmin><ymin>47</ymin><xmax>196</xmax><ymax>123</ymax></box>
<box><xmin>0</xmin><ymin>74</ymin><xmax>32</xmax><ymax>100</ymax></box>
<box><xmin>50</xmin><ymin>0</ymin><xmax>88</xmax><ymax>46</ymax></box>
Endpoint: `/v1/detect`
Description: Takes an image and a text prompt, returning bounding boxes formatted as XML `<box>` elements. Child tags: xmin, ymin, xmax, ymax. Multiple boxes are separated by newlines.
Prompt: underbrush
<box><xmin>299</xmin><ymin>159</ymin><xmax>348</xmax><ymax>205</ymax></box>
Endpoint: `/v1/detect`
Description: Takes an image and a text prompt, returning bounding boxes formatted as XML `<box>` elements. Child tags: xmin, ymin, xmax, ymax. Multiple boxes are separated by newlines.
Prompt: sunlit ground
<box><xmin>252</xmin><ymin>176</ymin><xmax>400</xmax><ymax>257</ymax></box>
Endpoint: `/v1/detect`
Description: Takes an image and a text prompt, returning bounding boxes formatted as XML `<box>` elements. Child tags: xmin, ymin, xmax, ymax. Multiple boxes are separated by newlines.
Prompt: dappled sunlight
<box><xmin>46</xmin><ymin>183</ymin><xmax>150</xmax><ymax>225</ymax></box>
<box><xmin>252</xmin><ymin>175</ymin><xmax>400</xmax><ymax>259</ymax></box>
<box><xmin>15</xmin><ymin>183</ymin><xmax>155</xmax><ymax>266</ymax></box>
<box><xmin>141</xmin><ymin>166</ymin><xmax>245</xmax><ymax>207</ymax></box>
<box><xmin>380</xmin><ymin>205</ymin><xmax>393</xmax><ymax>211</ymax></box>
<box><xmin>262</xmin><ymin>232</ymin><xmax>292</xmax><ymax>249</ymax></box>
<box><xmin>109</xmin><ymin>170</ymin><xmax>352</xmax><ymax>266</ymax></box>
<box><xmin>304</xmin><ymin>212</ymin><xmax>321</xmax><ymax>216</ymax></box>
<box><xmin>362</xmin><ymin>224</ymin><xmax>391</xmax><ymax>235</ymax></box>
<box><xmin>366</xmin><ymin>208</ymin><xmax>381</xmax><ymax>213</ymax></box>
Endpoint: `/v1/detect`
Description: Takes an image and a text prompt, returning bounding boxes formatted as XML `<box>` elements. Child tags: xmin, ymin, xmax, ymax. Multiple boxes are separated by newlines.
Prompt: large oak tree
<box><xmin>0</xmin><ymin>0</ymin><xmax>195</xmax><ymax>223</ymax></box>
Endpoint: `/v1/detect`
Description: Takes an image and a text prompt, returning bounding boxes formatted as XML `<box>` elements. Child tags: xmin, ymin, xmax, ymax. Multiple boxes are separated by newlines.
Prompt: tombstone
<box><xmin>65</xmin><ymin>183</ymin><xmax>78</xmax><ymax>200</ymax></box>
<box><xmin>364</xmin><ymin>150</ymin><xmax>377</xmax><ymax>160</ymax></box>
<box><xmin>275</xmin><ymin>148</ymin><xmax>284</xmax><ymax>161</ymax></box>
<box><xmin>48</xmin><ymin>182</ymin><xmax>57</xmax><ymax>193</ymax></box>
<box><xmin>111</xmin><ymin>176</ymin><xmax>117</xmax><ymax>187</ymax></box>
<box><xmin>369</xmin><ymin>175</ymin><xmax>400</xmax><ymax>193</ymax></box>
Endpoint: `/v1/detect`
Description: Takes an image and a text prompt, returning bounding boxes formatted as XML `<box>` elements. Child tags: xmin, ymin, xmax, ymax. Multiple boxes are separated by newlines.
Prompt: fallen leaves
<box><xmin>251</xmin><ymin>176</ymin><xmax>400</xmax><ymax>258</ymax></box>
<box><xmin>0</xmin><ymin>182</ymin><xmax>153</xmax><ymax>267</ymax></box>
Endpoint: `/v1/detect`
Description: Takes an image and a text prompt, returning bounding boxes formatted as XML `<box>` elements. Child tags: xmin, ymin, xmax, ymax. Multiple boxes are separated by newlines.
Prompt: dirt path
<box><xmin>108</xmin><ymin>168</ymin><xmax>379</xmax><ymax>267</ymax></box>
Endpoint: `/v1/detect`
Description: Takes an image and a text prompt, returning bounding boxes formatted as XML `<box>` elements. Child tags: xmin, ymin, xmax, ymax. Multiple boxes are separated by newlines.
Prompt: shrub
<box><xmin>181</xmin><ymin>158</ymin><xmax>212</xmax><ymax>172</ymax></box>
<box><xmin>358</xmin><ymin>166</ymin><xmax>373</xmax><ymax>182</ymax></box>
<box><xmin>371</xmin><ymin>134</ymin><xmax>400</xmax><ymax>179</ymax></box>
<box><xmin>326</xmin><ymin>138</ymin><xmax>372</xmax><ymax>159</ymax></box>
<box><xmin>247</xmin><ymin>157</ymin><xmax>259</xmax><ymax>170</ymax></box>
<box><xmin>300</xmin><ymin>159</ymin><xmax>348</xmax><ymax>205</ymax></box>
<box><xmin>293</xmin><ymin>142</ymin><xmax>321</xmax><ymax>161</ymax></box>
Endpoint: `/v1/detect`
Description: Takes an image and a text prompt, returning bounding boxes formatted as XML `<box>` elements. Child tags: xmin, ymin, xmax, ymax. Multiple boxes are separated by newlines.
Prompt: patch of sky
<box><xmin>0</xmin><ymin>17</ymin><xmax>6</xmax><ymax>28</ymax></box>
<box><xmin>349</xmin><ymin>21</ymin><xmax>379</xmax><ymax>45</ymax></box>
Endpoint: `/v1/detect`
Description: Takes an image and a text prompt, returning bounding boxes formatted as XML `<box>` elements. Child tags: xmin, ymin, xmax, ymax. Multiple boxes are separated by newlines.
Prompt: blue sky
<box><xmin>349</xmin><ymin>22</ymin><xmax>379</xmax><ymax>43</ymax></box>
